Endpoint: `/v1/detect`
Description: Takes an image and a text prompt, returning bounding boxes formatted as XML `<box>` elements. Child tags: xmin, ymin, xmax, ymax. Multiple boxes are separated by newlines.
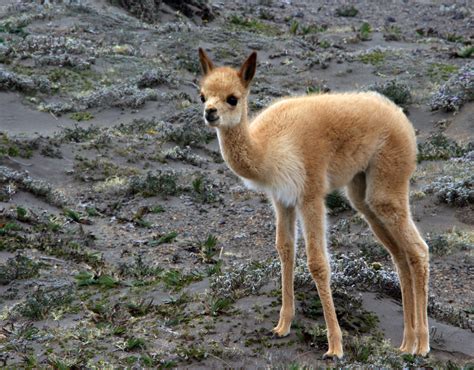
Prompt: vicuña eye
<box><xmin>200</xmin><ymin>94</ymin><xmax>206</xmax><ymax>103</ymax></box>
<box><xmin>227</xmin><ymin>95</ymin><xmax>238</xmax><ymax>106</ymax></box>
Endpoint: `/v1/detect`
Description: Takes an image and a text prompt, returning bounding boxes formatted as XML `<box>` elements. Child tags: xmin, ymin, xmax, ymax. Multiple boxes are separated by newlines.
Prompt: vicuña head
<box><xmin>198</xmin><ymin>48</ymin><xmax>256</xmax><ymax>128</ymax></box>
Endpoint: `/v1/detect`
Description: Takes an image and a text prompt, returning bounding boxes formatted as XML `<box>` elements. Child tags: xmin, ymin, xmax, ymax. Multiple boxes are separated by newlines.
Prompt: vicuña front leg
<box><xmin>272</xmin><ymin>201</ymin><xmax>296</xmax><ymax>337</ymax></box>
<box><xmin>300</xmin><ymin>198</ymin><xmax>343</xmax><ymax>359</ymax></box>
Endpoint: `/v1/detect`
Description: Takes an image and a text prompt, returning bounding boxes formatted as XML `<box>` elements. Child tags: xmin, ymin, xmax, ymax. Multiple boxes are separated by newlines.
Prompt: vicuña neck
<box><xmin>216</xmin><ymin>105</ymin><xmax>263</xmax><ymax>181</ymax></box>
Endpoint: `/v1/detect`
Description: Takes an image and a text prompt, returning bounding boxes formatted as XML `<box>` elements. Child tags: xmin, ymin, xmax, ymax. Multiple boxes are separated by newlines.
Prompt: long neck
<box><xmin>216</xmin><ymin>103</ymin><xmax>263</xmax><ymax>180</ymax></box>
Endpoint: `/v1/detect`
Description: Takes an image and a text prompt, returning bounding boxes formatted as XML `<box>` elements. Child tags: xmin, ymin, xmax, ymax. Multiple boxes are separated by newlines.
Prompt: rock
<box><xmin>292</xmin><ymin>11</ymin><xmax>304</xmax><ymax>18</ymax></box>
<box><xmin>165</xmin><ymin>0</ymin><xmax>215</xmax><ymax>21</ymax></box>
<box><xmin>109</xmin><ymin>0</ymin><xmax>215</xmax><ymax>22</ymax></box>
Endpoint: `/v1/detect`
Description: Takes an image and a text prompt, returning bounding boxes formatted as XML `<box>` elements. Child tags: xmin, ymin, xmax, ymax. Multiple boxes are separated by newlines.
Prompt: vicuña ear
<box><xmin>238</xmin><ymin>51</ymin><xmax>257</xmax><ymax>88</ymax></box>
<box><xmin>198</xmin><ymin>48</ymin><xmax>214</xmax><ymax>75</ymax></box>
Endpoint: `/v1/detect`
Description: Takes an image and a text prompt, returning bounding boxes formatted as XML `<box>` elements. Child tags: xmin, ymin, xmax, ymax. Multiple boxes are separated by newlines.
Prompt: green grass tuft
<box><xmin>229</xmin><ymin>15</ymin><xmax>281</xmax><ymax>36</ymax></box>
<box><xmin>427</xmin><ymin>63</ymin><xmax>459</xmax><ymax>82</ymax></box>
<box><xmin>70</xmin><ymin>111</ymin><xmax>94</xmax><ymax>122</ymax></box>
<box><xmin>456</xmin><ymin>46</ymin><xmax>474</xmax><ymax>58</ymax></box>
<box><xmin>75</xmin><ymin>271</ymin><xmax>119</xmax><ymax>288</ymax></box>
<box><xmin>199</xmin><ymin>234</ymin><xmax>219</xmax><ymax>263</ymax></box>
<box><xmin>126</xmin><ymin>337</ymin><xmax>147</xmax><ymax>351</ymax></box>
<box><xmin>359</xmin><ymin>22</ymin><xmax>372</xmax><ymax>41</ymax></box>
<box><xmin>335</xmin><ymin>5</ymin><xmax>358</xmax><ymax>17</ymax></box>
<box><xmin>358</xmin><ymin>50</ymin><xmax>385</xmax><ymax>65</ymax></box>
<box><xmin>150</xmin><ymin>231</ymin><xmax>178</xmax><ymax>246</ymax></box>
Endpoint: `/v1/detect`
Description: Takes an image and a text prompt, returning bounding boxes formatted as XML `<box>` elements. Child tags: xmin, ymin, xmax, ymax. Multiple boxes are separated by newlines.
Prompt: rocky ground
<box><xmin>0</xmin><ymin>0</ymin><xmax>473</xmax><ymax>368</ymax></box>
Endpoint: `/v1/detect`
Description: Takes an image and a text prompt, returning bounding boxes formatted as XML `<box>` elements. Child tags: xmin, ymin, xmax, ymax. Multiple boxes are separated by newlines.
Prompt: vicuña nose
<box><xmin>205</xmin><ymin>108</ymin><xmax>219</xmax><ymax>122</ymax></box>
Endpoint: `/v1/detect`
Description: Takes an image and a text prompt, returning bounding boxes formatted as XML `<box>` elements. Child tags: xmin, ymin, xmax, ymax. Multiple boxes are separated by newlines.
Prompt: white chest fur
<box><xmin>217</xmin><ymin>130</ymin><xmax>306</xmax><ymax>207</ymax></box>
<box><xmin>240</xmin><ymin>146</ymin><xmax>305</xmax><ymax>207</ymax></box>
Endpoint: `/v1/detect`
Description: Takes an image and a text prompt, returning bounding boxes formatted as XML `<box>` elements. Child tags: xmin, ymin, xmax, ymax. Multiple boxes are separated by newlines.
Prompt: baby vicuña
<box><xmin>198</xmin><ymin>48</ymin><xmax>429</xmax><ymax>359</ymax></box>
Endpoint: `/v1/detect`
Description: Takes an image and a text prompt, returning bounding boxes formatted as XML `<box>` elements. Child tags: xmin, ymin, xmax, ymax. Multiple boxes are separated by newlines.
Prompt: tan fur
<box><xmin>198</xmin><ymin>49</ymin><xmax>430</xmax><ymax>359</ymax></box>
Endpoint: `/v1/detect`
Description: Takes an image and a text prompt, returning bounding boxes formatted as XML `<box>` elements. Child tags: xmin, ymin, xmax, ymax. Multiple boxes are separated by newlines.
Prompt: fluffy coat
<box><xmin>198</xmin><ymin>49</ymin><xmax>430</xmax><ymax>359</ymax></box>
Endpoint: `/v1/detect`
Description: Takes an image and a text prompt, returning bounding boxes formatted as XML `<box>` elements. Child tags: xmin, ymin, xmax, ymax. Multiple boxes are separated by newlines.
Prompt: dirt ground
<box><xmin>0</xmin><ymin>0</ymin><xmax>473</xmax><ymax>368</ymax></box>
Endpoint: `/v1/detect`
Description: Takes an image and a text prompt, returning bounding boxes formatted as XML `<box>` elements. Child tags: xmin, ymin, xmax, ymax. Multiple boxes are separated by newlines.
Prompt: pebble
<box><xmin>233</xmin><ymin>232</ymin><xmax>248</xmax><ymax>240</ymax></box>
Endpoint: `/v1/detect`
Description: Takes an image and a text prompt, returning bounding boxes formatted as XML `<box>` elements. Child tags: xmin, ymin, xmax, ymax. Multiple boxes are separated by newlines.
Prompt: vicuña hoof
<box><xmin>271</xmin><ymin>325</ymin><xmax>290</xmax><ymax>338</ymax></box>
<box><xmin>399</xmin><ymin>337</ymin><xmax>416</xmax><ymax>354</ymax></box>
<box><xmin>322</xmin><ymin>350</ymin><xmax>343</xmax><ymax>360</ymax></box>
<box><xmin>414</xmin><ymin>344</ymin><xmax>430</xmax><ymax>357</ymax></box>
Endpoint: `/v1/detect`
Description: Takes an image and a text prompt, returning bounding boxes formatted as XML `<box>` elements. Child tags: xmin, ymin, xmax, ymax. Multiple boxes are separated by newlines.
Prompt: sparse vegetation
<box><xmin>368</xmin><ymin>79</ymin><xmax>412</xmax><ymax>106</ymax></box>
<box><xmin>61</xmin><ymin>124</ymin><xmax>101</xmax><ymax>143</ymax></box>
<box><xmin>428</xmin><ymin>63</ymin><xmax>459</xmax><ymax>83</ymax></box>
<box><xmin>358</xmin><ymin>22</ymin><xmax>372</xmax><ymax>41</ymax></box>
<box><xmin>161</xmin><ymin>269</ymin><xmax>202</xmax><ymax>291</ymax></box>
<box><xmin>445</xmin><ymin>33</ymin><xmax>463</xmax><ymax>43</ymax></box>
<box><xmin>208</xmin><ymin>296</ymin><xmax>233</xmax><ymax>316</ymax></box>
<box><xmin>74</xmin><ymin>157</ymin><xmax>139</xmax><ymax>182</ymax></box>
<box><xmin>13</xmin><ymin>285</ymin><xmax>75</xmax><ymax>320</ymax></box>
<box><xmin>128</xmin><ymin>171</ymin><xmax>180</xmax><ymax>198</ymax></box>
<box><xmin>118</xmin><ymin>254</ymin><xmax>164</xmax><ymax>279</ymax></box>
<box><xmin>455</xmin><ymin>46</ymin><xmax>474</xmax><ymax>58</ymax></box>
<box><xmin>150</xmin><ymin>231</ymin><xmax>178</xmax><ymax>246</ymax></box>
<box><xmin>199</xmin><ymin>234</ymin><xmax>219</xmax><ymax>263</ymax></box>
<box><xmin>417</xmin><ymin>133</ymin><xmax>471</xmax><ymax>161</ymax></box>
<box><xmin>318</xmin><ymin>40</ymin><xmax>331</xmax><ymax>49</ymax></box>
<box><xmin>0</xmin><ymin>254</ymin><xmax>41</xmax><ymax>285</ymax></box>
<box><xmin>426</xmin><ymin>230</ymin><xmax>473</xmax><ymax>255</ymax></box>
<box><xmin>191</xmin><ymin>175</ymin><xmax>218</xmax><ymax>203</ymax></box>
<box><xmin>325</xmin><ymin>190</ymin><xmax>351</xmax><ymax>214</ymax></box>
<box><xmin>75</xmin><ymin>271</ymin><xmax>119</xmax><ymax>288</ymax></box>
<box><xmin>0</xmin><ymin>133</ymin><xmax>36</xmax><ymax>159</ymax></box>
<box><xmin>430</xmin><ymin>62</ymin><xmax>473</xmax><ymax>112</ymax></box>
<box><xmin>358</xmin><ymin>50</ymin><xmax>386</xmax><ymax>65</ymax></box>
<box><xmin>383</xmin><ymin>25</ymin><xmax>402</xmax><ymax>41</ymax></box>
<box><xmin>335</xmin><ymin>5</ymin><xmax>358</xmax><ymax>17</ymax></box>
<box><xmin>423</xmin><ymin>175</ymin><xmax>473</xmax><ymax>207</ymax></box>
<box><xmin>125</xmin><ymin>337</ymin><xmax>147</xmax><ymax>351</ymax></box>
<box><xmin>301</xmin><ymin>289</ymin><xmax>379</xmax><ymax>334</ymax></box>
<box><xmin>70</xmin><ymin>111</ymin><xmax>94</xmax><ymax>122</ymax></box>
<box><xmin>0</xmin><ymin>0</ymin><xmax>472</xmax><ymax>367</ymax></box>
<box><xmin>229</xmin><ymin>15</ymin><xmax>280</xmax><ymax>36</ymax></box>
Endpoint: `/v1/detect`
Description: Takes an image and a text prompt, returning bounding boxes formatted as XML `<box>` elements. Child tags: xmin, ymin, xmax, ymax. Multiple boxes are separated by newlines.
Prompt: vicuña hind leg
<box><xmin>367</xmin><ymin>186</ymin><xmax>430</xmax><ymax>356</ymax></box>
<box><xmin>272</xmin><ymin>200</ymin><xmax>296</xmax><ymax>337</ymax></box>
<box><xmin>347</xmin><ymin>173</ymin><xmax>417</xmax><ymax>353</ymax></box>
<box><xmin>300</xmin><ymin>197</ymin><xmax>343</xmax><ymax>359</ymax></box>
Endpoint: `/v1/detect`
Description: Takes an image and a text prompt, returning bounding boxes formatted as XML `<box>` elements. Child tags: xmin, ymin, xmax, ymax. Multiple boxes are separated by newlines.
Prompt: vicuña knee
<box><xmin>368</xmin><ymin>198</ymin><xmax>407</xmax><ymax>226</ymax></box>
<box><xmin>276</xmin><ymin>241</ymin><xmax>294</xmax><ymax>261</ymax></box>
<box><xmin>307</xmin><ymin>260</ymin><xmax>330</xmax><ymax>281</ymax></box>
<box><xmin>406</xmin><ymin>243</ymin><xmax>429</xmax><ymax>266</ymax></box>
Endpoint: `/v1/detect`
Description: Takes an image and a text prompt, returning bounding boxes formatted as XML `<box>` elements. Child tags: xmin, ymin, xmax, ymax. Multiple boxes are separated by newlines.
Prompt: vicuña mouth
<box><xmin>205</xmin><ymin>117</ymin><xmax>220</xmax><ymax>126</ymax></box>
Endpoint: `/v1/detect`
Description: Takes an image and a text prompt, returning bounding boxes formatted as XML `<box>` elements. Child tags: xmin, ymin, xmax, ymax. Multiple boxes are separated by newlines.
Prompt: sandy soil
<box><xmin>0</xmin><ymin>0</ymin><xmax>473</xmax><ymax>368</ymax></box>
